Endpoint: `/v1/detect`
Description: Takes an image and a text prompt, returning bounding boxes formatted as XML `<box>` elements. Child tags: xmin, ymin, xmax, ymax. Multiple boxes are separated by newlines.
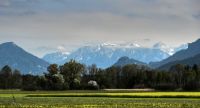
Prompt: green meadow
<box><xmin>0</xmin><ymin>90</ymin><xmax>200</xmax><ymax>108</ymax></box>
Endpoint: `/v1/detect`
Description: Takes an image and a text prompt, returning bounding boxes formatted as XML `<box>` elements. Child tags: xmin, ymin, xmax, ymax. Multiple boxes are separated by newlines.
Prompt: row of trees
<box><xmin>0</xmin><ymin>60</ymin><xmax>200</xmax><ymax>91</ymax></box>
<box><xmin>83</xmin><ymin>64</ymin><xmax>200</xmax><ymax>90</ymax></box>
<box><xmin>0</xmin><ymin>60</ymin><xmax>85</xmax><ymax>90</ymax></box>
<box><xmin>0</xmin><ymin>66</ymin><xmax>21</xmax><ymax>89</ymax></box>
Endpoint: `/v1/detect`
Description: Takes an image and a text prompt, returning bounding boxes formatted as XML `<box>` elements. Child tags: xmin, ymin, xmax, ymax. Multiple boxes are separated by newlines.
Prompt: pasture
<box><xmin>0</xmin><ymin>90</ymin><xmax>200</xmax><ymax>108</ymax></box>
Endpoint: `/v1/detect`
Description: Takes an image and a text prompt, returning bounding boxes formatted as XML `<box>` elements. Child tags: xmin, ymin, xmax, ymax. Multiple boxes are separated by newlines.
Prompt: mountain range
<box><xmin>1</xmin><ymin>38</ymin><xmax>198</xmax><ymax>75</ymax></box>
<box><xmin>43</xmin><ymin>42</ymin><xmax>187</xmax><ymax>68</ymax></box>
<box><xmin>0</xmin><ymin>42</ymin><xmax>49</xmax><ymax>75</ymax></box>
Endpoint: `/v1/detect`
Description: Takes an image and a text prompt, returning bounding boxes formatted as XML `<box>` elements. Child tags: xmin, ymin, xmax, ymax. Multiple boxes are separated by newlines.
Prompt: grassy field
<box><xmin>0</xmin><ymin>90</ymin><xmax>200</xmax><ymax>108</ymax></box>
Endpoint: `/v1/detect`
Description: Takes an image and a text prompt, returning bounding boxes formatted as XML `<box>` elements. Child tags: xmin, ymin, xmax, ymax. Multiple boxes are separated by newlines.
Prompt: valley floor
<box><xmin>0</xmin><ymin>90</ymin><xmax>200</xmax><ymax>108</ymax></box>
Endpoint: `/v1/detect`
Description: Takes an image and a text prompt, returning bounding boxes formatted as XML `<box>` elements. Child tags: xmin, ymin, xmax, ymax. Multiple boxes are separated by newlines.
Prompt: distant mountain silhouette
<box><xmin>0</xmin><ymin>42</ymin><xmax>49</xmax><ymax>75</ymax></box>
<box><xmin>150</xmin><ymin>39</ymin><xmax>200</xmax><ymax>68</ymax></box>
<box><xmin>113</xmin><ymin>56</ymin><xmax>147</xmax><ymax>67</ymax></box>
<box><xmin>159</xmin><ymin>53</ymin><xmax>200</xmax><ymax>70</ymax></box>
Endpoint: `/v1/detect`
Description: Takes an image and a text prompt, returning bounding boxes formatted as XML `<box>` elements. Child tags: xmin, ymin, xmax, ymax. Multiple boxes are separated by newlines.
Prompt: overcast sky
<box><xmin>0</xmin><ymin>0</ymin><xmax>200</xmax><ymax>57</ymax></box>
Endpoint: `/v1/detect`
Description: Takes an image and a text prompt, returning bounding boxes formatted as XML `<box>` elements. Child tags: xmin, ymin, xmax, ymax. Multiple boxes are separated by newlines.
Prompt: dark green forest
<box><xmin>0</xmin><ymin>60</ymin><xmax>200</xmax><ymax>91</ymax></box>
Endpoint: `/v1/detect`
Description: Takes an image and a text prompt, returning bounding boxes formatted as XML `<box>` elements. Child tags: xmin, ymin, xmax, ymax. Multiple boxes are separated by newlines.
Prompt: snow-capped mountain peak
<box><xmin>43</xmin><ymin>42</ymin><xmax>168</xmax><ymax>67</ymax></box>
<box><xmin>101</xmin><ymin>43</ymin><xmax>118</xmax><ymax>47</ymax></box>
<box><xmin>153</xmin><ymin>42</ymin><xmax>187</xmax><ymax>56</ymax></box>
<box><xmin>42</xmin><ymin>42</ymin><xmax>188</xmax><ymax>68</ymax></box>
<box><xmin>153</xmin><ymin>42</ymin><xmax>174</xmax><ymax>55</ymax></box>
<box><xmin>61</xmin><ymin>51</ymin><xmax>70</xmax><ymax>55</ymax></box>
<box><xmin>43</xmin><ymin>51</ymin><xmax>69</xmax><ymax>64</ymax></box>
<box><xmin>124</xmin><ymin>43</ymin><xmax>140</xmax><ymax>48</ymax></box>
<box><xmin>100</xmin><ymin>42</ymin><xmax>141</xmax><ymax>48</ymax></box>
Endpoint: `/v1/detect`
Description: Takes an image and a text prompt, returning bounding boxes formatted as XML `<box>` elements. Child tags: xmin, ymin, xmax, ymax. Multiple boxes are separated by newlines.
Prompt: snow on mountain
<box><xmin>153</xmin><ymin>42</ymin><xmax>188</xmax><ymax>55</ymax></box>
<box><xmin>43</xmin><ymin>42</ymin><xmax>188</xmax><ymax>68</ymax></box>
<box><xmin>153</xmin><ymin>42</ymin><xmax>175</xmax><ymax>55</ymax></box>
<box><xmin>43</xmin><ymin>52</ymin><xmax>69</xmax><ymax>64</ymax></box>
<box><xmin>43</xmin><ymin>43</ymin><xmax>166</xmax><ymax>68</ymax></box>
<box><xmin>152</xmin><ymin>39</ymin><xmax>198</xmax><ymax>69</ymax></box>
<box><xmin>101</xmin><ymin>42</ymin><xmax>140</xmax><ymax>48</ymax></box>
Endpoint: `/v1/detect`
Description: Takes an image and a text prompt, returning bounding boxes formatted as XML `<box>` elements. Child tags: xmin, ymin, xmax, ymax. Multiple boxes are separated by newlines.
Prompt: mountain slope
<box><xmin>0</xmin><ymin>42</ymin><xmax>49</xmax><ymax>75</ymax></box>
<box><xmin>151</xmin><ymin>39</ymin><xmax>200</xmax><ymax>68</ymax></box>
<box><xmin>113</xmin><ymin>56</ymin><xmax>147</xmax><ymax>67</ymax></box>
<box><xmin>159</xmin><ymin>53</ymin><xmax>200</xmax><ymax>70</ymax></box>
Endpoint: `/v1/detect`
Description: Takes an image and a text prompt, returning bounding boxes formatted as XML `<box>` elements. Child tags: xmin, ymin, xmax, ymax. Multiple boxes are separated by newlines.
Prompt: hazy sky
<box><xmin>0</xmin><ymin>0</ymin><xmax>200</xmax><ymax>57</ymax></box>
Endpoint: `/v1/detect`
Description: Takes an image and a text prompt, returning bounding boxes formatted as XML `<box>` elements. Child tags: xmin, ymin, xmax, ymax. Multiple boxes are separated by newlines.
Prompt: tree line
<box><xmin>0</xmin><ymin>60</ymin><xmax>200</xmax><ymax>91</ymax></box>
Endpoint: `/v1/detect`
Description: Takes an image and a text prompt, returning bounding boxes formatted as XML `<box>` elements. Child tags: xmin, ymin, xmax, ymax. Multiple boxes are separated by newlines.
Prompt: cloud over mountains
<box><xmin>0</xmin><ymin>0</ymin><xmax>199</xmax><ymax>57</ymax></box>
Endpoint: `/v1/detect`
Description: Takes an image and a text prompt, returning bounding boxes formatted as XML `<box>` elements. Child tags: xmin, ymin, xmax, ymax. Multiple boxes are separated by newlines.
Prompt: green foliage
<box><xmin>40</xmin><ymin>64</ymin><xmax>66</xmax><ymax>90</ymax></box>
<box><xmin>22</xmin><ymin>75</ymin><xmax>38</xmax><ymax>91</ymax></box>
<box><xmin>0</xmin><ymin>65</ymin><xmax>12</xmax><ymax>89</ymax></box>
<box><xmin>1</xmin><ymin>61</ymin><xmax>200</xmax><ymax>91</ymax></box>
<box><xmin>12</xmin><ymin>70</ymin><xmax>22</xmax><ymax>88</ymax></box>
<box><xmin>47</xmin><ymin>64</ymin><xmax>59</xmax><ymax>75</ymax></box>
<box><xmin>60</xmin><ymin>59</ymin><xmax>84</xmax><ymax>89</ymax></box>
<box><xmin>0</xmin><ymin>66</ymin><xmax>22</xmax><ymax>89</ymax></box>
